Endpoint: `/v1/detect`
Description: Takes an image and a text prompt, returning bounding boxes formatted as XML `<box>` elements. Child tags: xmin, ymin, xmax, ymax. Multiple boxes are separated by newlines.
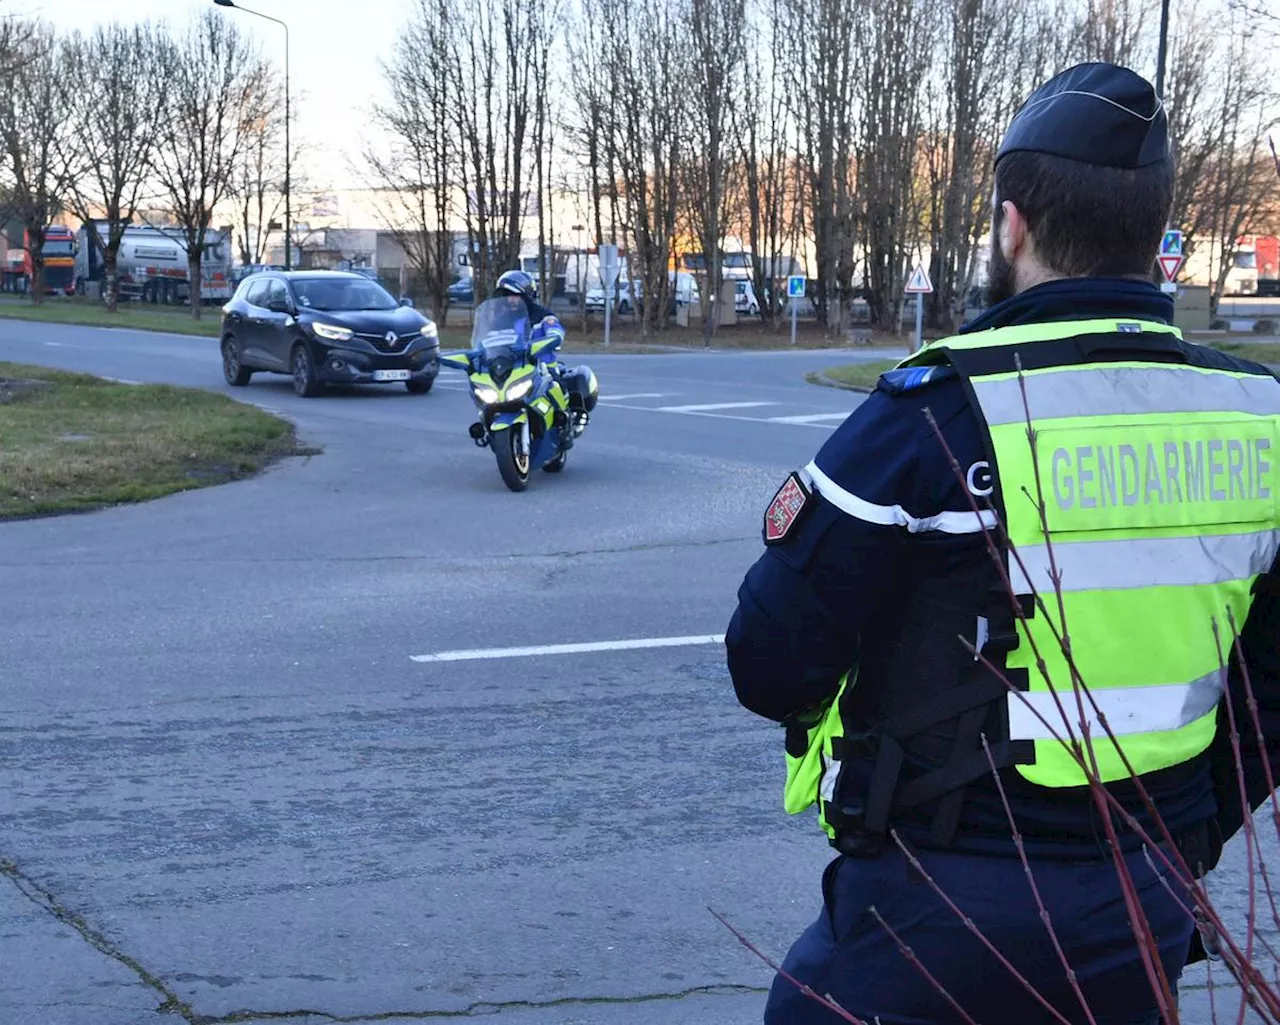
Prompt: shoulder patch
<box><xmin>876</xmin><ymin>364</ymin><xmax>958</xmax><ymax>396</ymax></box>
<box><xmin>764</xmin><ymin>471</ymin><xmax>813</xmax><ymax>545</ymax></box>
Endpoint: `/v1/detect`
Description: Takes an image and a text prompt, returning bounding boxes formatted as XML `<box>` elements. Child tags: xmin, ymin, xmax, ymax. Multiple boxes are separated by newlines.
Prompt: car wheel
<box><xmin>618</xmin><ymin>300</ymin><xmax>631</xmax><ymax>315</ymax></box>
<box><xmin>405</xmin><ymin>378</ymin><xmax>434</xmax><ymax>395</ymax></box>
<box><xmin>291</xmin><ymin>343</ymin><xmax>322</xmax><ymax>397</ymax></box>
<box><xmin>221</xmin><ymin>336</ymin><xmax>253</xmax><ymax>387</ymax></box>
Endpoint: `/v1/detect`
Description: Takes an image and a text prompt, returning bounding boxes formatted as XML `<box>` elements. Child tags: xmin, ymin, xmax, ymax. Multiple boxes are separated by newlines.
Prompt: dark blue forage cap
<box><xmin>996</xmin><ymin>62</ymin><xmax>1169</xmax><ymax>169</ymax></box>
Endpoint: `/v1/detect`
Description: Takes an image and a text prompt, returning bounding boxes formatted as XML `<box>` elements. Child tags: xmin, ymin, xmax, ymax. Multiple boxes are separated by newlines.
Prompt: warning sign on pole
<box><xmin>904</xmin><ymin>264</ymin><xmax>933</xmax><ymax>294</ymax></box>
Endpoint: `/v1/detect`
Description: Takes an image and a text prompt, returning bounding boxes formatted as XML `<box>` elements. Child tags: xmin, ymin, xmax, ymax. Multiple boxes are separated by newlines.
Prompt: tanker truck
<box><xmin>74</xmin><ymin>221</ymin><xmax>233</xmax><ymax>305</ymax></box>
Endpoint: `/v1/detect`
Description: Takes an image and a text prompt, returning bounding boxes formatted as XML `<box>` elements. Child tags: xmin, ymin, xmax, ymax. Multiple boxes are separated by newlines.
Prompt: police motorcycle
<box><xmin>441</xmin><ymin>297</ymin><xmax>599</xmax><ymax>492</ymax></box>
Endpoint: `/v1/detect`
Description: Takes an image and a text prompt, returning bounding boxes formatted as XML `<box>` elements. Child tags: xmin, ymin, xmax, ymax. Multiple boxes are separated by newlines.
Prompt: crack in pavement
<box><xmin>0</xmin><ymin>536</ymin><xmax>754</xmax><ymax>570</ymax></box>
<box><xmin>3</xmin><ymin>859</ymin><xmax>765</xmax><ymax>1024</ymax></box>
<box><xmin>1</xmin><ymin>858</ymin><xmax>196</xmax><ymax>1021</ymax></box>
<box><xmin>205</xmin><ymin>985</ymin><xmax>767</xmax><ymax>1023</ymax></box>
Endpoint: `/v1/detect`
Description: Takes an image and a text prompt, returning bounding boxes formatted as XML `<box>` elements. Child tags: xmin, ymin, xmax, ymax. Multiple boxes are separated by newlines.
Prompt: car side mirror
<box><xmin>399</xmin><ymin>296</ymin><xmax>414</xmax><ymax>307</ymax></box>
<box><xmin>267</xmin><ymin>298</ymin><xmax>292</xmax><ymax>315</ymax></box>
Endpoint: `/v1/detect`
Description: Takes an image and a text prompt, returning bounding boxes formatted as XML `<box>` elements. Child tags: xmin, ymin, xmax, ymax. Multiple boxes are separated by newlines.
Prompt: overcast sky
<box><xmin>17</xmin><ymin>0</ymin><xmax>408</xmax><ymax>189</ymax></box>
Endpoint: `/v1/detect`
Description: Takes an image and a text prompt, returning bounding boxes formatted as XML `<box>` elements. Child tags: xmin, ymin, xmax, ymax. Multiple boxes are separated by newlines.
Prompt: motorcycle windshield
<box><xmin>471</xmin><ymin>297</ymin><xmax>533</xmax><ymax>352</ymax></box>
<box><xmin>471</xmin><ymin>297</ymin><xmax>533</xmax><ymax>383</ymax></box>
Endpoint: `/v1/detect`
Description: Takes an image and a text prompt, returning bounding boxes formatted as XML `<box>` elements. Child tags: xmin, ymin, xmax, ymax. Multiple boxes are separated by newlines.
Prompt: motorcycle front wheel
<box><xmin>494</xmin><ymin>427</ymin><xmax>531</xmax><ymax>492</ymax></box>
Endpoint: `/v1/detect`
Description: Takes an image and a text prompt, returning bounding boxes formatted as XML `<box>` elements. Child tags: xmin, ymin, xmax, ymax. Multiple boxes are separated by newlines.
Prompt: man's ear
<box><xmin>999</xmin><ymin>200</ymin><xmax>1029</xmax><ymax>261</ymax></box>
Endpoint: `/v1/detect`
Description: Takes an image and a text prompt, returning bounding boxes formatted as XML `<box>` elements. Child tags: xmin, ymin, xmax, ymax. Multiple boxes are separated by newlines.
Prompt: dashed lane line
<box><xmin>656</xmin><ymin>401</ymin><xmax>776</xmax><ymax>413</ymax></box>
<box><xmin>411</xmin><ymin>634</ymin><xmax>725</xmax><ymax>662</ymax></box>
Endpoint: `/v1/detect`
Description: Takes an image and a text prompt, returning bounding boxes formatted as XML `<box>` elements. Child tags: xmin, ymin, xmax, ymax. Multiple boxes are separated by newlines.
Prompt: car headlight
<box><xmin>422</xmin><ymin>320</ymin><xmax>439</xmax><ymax>339</ymax></box>
<box><xmin>506</xmin><ymin>379</ymin><xmax>533</xmax><ymax>400</ymax></box>
<box><xmin>474</xmin><ymin>386</ymin><xmax>499</xmax><ymax>404</ymax></box>
<box><xmin>312</xmin><ymin>322</ymin><xmax>353</xmax><ymax>342</ymax></box>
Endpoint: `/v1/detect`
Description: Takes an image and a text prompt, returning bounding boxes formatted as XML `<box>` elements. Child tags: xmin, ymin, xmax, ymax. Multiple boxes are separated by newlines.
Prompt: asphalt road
<box><xmin>0</xmin><ymin>318</ymin><xmax>1271</xmax><ymax>1025</ymax></box>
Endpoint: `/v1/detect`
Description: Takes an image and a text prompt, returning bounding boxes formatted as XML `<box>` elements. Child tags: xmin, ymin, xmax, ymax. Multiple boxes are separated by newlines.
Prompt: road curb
<box><xmin>805</xmin><ymin>370</ymin><xmax>875</xmax><ymax>394</ymax></box>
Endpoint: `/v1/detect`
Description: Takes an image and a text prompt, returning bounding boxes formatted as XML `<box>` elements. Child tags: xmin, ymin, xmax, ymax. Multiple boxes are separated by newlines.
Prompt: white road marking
<box><xmin>601</xmin><ymin>402</ymin><xmax>843</xmax><ymax>429</ymax></box>
<box><xmin>657</xmin><ymin>401</ymin><xmax>776</xmax><ymax>413</ymax></box>
<box><xmin>410</xmin><ymin>634</ymin><xmax>725</xmax><ymax>663</ymax></box>
<box><xmin>598</xmin><ymin>392</ymin><xmax>671</xmax><ymax>401</ymax></box>
<box><xmin>768</xmin><ymin>412</ymin><xmax>851</xmax><ymax>425</ymax></box>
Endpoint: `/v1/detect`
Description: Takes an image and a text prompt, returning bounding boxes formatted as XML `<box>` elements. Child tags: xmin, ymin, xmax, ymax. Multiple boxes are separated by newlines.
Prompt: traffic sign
<box><xmin>787</xmin><ymin>275</ymin><xmax>806</xmax><ymax>299</ymax></box>
<box><xmin>1161</xmin><ymin>230</ymin><xmax>1183</xmax><ymax>257</ymax></box>
<box><xmin>1158</xmin><ymin>254</ymin><xmax>1184</xmax><ymax>282</ymax></box>
<box><xmin>904</xmin><ymin>263</ymin><xmax>933</xmax><ymax>294</ymax></box>
<box><xmin>598</xmin><ymin>243</ymin><xmax>619</xmax><ymax>288</ymax></box>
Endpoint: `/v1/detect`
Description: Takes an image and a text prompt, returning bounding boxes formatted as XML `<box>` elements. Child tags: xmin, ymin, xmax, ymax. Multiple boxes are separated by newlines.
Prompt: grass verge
<box><xmin>0</xmin><ymin>297</ymin><xmax>222</xmax><ymax>337</ymax></box>
<box><xmin>807</xmin><ymin>360</ymin><xmax>898</xmax><ymax>392</ymax></box>
<box><xmin>1204</xmin><ymin>340</ymin><xmax>1280</xmax><ymax>366</ymax></box>
<box><xmin>0</xmin><ymin>361</ymin><xmax>306</xmax><ymax>520</ymax></box>
<box><xmin>809</xmin><ymin>337</ymin><xmax>1280</xmax><ymax>394</ymax></box>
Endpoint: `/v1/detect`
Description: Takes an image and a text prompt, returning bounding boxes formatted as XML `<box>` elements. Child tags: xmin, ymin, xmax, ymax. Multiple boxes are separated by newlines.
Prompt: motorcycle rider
<box><xmin>492</xmin><ymin>270</ymin><xmax>567</xmax><ymax>365</ymax></box>
<box><xmin>489</xmin><ymin>269</ymin><xmax>595</xmax><ymax>443</ymax></box>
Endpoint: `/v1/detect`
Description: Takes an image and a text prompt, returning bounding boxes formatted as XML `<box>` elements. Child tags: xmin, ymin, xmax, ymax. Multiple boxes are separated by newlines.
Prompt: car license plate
<box><xmin>374</xmin><ymin>369</ymin><xmax>411</xmax><ymax>382</ymax></box>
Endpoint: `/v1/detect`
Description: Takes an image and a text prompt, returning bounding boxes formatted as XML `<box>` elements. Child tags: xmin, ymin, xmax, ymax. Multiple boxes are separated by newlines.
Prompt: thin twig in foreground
<box><xmin>706</xmin><ymin>906</ymin><xmax>869</xmax><ymax>1025</ymax></box>
<box><xmin>868</xmin><ymin>906</ymin><xmax>980</xmax><ymax>1025</ymax></box>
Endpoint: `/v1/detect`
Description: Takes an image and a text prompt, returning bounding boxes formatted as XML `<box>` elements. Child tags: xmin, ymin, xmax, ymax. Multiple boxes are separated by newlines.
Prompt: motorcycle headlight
<box><xmin>506</xmin><ymin>379</ymin><xmax>533</xmax><ymax>400</ymax></box>
<box><xmin>312</xmin><ymin>322</ymin><xmax>353</xmax><ymax>342</ymax></box>
<box><xmin>474</xmin><ymin>386</ymin><xmax>500</xmax><ymax>404</ymax></box>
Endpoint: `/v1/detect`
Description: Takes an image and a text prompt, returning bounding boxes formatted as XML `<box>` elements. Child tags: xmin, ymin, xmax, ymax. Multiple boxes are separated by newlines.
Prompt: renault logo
<box><xmin>385</xmin><ymin>331</ymin><xmax>398</xmax><ymax>344</ymax></box>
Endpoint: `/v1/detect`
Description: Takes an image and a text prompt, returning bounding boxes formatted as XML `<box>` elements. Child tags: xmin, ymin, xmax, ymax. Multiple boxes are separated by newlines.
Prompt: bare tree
<box><xmin>149</xmin><ymin>10</ymin><xmax>266</xmax><ymax>320</ymax></box>
<box><xmin>0</xmin><ymin>20</ymin><xmax>79</xmax><ymax>305</ymax></box>
<box><xmin>1164</xmin><ymin>0</ymin><xmax>1220</xmax><ymax>246</ymax></box>
<box><xmin>681</xmin><ymin>0</ymin><xmax>746</xmax><ymax>344</ymax></box>
<box><xmin>735</xmin><ymin>0</ymin><xmax>803</xmax><ymax>325</ymax></box>
<box><xmin>784</xmin><ymin>0</ymin><xmax>857</xmax><ymax>330</ymax></box>
<box><xmin>449</xmin><ymin>0</ymin><xmax>545</xmax><ymax>296</ymax></box>
<box><xmin>1200</xmin><ymin>16</ymin><xmax>1280</xmax><ymax>310</ymax></box>
<box><xmin>854</xmin><ymin>0</ymin><xmax>935</xmax><ymax>333</ymax></box>
<box><xmin>529</xmin><ymin>0</ymin><xmax>564</xmax><ymax>301</ymax></box>
<box><xmin>229</xmin><ymin>69</ymin><xmax>297</xmax><ymax>268</ymax></box>
<box><xmin>366</xmin><ymin>0</ymin><xmax>457</xmax><ymax>324</ymax></box>
<box><xmin>922</xmin><ymin>0</ymin><xmax>1024</xmax><ymax>329</ymax></box>
<box><xmin>59</xmin><ymin>22</ymin><xmax>165</xmax><ymax>312</ymax></box>
<box><xmin>608</xmin><ymin>0</ymin><xmax>686</xmax><ymax>336</ymax></box>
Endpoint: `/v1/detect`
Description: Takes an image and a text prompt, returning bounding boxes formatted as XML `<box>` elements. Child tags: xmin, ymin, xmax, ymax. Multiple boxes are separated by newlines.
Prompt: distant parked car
<box><xmin>734</xmin><ymin>279</ymin><xmax>761</xmax><ymax>317</ymax></box>
<box><xmin>219</xmin><ymin>271</ymin><xmax>441</xmax><ymax>397</ymax></box>
<box><xmin>584</xmin><ymin>281</ymin><xmax>637</xmax><ymax>314</ymax></box>
<box><xmin>448</xmin><ymin>278</ymin><xmax>474</xmax><ymax>304</ymax></box>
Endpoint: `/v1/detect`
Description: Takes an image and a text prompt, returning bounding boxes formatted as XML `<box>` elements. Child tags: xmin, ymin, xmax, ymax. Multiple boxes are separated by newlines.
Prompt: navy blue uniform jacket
<box><xmin>726</xmin><ymin>278</ymin><xmax>1280</xmax><ymax>861</ymax></box>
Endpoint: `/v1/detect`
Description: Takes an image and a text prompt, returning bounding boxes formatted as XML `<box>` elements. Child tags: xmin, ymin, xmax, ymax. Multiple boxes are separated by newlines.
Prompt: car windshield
<box><xmin>292</xmin><ymin>276</ymin><xmax>397</xmax><ymax>312</ymax></box>
<box><xmin>43</xmin><ymin>241</ymin><xmax>74</xmax><ymax>256</ymax></box>
<box><xmin>470</xmin><ymin>296</ymin><xmax>533</xmax><ymax>353</ymax></box>
<box><xmin>1235</xmin><ymin>251</ymin><xmax>1257</xmax><ymax>269</ymax></box>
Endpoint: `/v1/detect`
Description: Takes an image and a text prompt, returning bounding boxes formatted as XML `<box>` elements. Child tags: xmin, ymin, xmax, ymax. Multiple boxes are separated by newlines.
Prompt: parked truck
<box><xmin>1</xmin><ymin>224</ymin><xmax>78</xmax><ymax>296</ymax></box>
<box><xmin>1182</xmin><ymin>234</ymin><xmax>1260</xmax><ymax>297</ymax></box>
<box><xmin>74</xmin><ymin>221</ymin><xmax>234</xmax><ymax>305</ymax></box>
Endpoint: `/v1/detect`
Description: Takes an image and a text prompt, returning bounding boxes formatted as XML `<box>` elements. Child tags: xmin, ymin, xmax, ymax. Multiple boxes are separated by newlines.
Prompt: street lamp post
<box><xmin>213</xmin><ymin>0</ymin><xmax>291</xmax><ymax>271</ymax></box>
<box><xmin>1156</xmin><ymin>0</ymin><xmax>1170</xmax><ymax>100</ymax></box>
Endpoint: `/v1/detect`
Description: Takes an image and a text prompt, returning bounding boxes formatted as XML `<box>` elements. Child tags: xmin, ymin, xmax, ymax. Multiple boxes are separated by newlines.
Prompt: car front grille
<box><xmin>358</xmin><ymin>331</ymin><xmax>422</xmax><ymax>353</ymax></box>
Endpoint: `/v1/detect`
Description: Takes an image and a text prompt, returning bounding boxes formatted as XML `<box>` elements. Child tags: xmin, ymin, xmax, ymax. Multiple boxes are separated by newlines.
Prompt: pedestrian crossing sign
<box><xmin>904</xmin><ymin>264</ymin><xmax>933</xmax><ymax>294</ymax></box>
<box><xmin>1161</xmin><ymin>230</ymin><xmax>1183</xmax><ymax>257</ymax></box>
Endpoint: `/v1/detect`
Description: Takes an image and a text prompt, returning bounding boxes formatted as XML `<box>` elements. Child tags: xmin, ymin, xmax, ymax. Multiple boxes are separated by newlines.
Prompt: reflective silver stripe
<box><xmin>1010</xmin><ymin>529</ymin><xmax>1280</xmax><ymax>594</ymax></box>
<box><xmin>1007</xmin><ymin>670</ymin><xmax>1223</xmax><ymax>741</ymax></box>
<box><xmin>804</xmin><ymin>461</ymin><xmax>998</xmax><ymax>535</ymax></box>
<box><xmin>973</xmin><ymin>365</ymin><xmax>1280</xmax><ymax>427</ymax></box>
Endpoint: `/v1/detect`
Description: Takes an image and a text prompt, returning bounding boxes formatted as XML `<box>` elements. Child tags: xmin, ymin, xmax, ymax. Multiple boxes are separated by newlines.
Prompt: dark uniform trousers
<box><xmin>763</xmin><ymin>843</ymin><xmax>1195</xmax><ymax>1025</ymax></box>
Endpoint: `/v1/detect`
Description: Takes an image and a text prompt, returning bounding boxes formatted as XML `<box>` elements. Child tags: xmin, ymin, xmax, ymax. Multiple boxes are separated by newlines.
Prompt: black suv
<box><xmin>219</xmin><ymin>271</ymin><xmax>441</xmax><ymax>397</ymax></box>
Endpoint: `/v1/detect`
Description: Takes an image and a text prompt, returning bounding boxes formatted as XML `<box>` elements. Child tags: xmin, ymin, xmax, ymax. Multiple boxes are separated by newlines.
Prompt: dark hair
<box><xmin>993</xmin><ymin>150</ymin><xmax>1174</xmax><ymax>278</ymax></box>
